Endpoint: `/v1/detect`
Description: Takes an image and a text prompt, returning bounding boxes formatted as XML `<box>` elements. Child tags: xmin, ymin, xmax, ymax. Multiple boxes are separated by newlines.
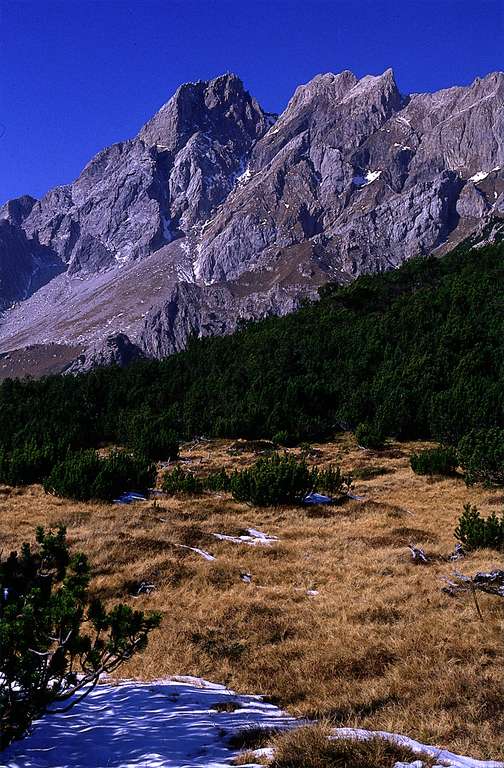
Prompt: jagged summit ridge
<box><xmin>139</xmin><ymin>73</ymin><xmax>271</xmax><ymax>150</ymax></box>
<box><xmin>1</xmin><ymin>68</ymin><xmax>504</xmax><ymax>375</ymax></box>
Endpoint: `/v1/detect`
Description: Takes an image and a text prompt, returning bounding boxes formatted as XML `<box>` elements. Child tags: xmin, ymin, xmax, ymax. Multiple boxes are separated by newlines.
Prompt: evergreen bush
<box><xmin>458</xmin><ymin>428</ymin><xmax>504</xmax><ymax>486</ymax></box>
<box><xmin>0</xmin><ymin>243</ymin><xmax>504</xmax><ymax>455</ymax></box>
<box><xmin>126</xmin><ymin>414</ymin><xmax>179</xmax><ymax>461</ymax></box>
<box><xmin>230</xmin><ymin>453</ymin><xmax>312</xmax><ymax>506</ymax></box>
<box><xmin>204</xmin><ymin>468</ymin><xmax>231</xmax><ymax>492</ymax></box>
<box><xmin>44</xmin><ymin>450</ymin><xmax>156</xmax><ymax>501</ymax></box>
<box><xmin>272</xmin><ymin>430</ymin><xmax>291</xmax><ymax>447</ymax></box>
<box><xmin>0</xmin><ymin>441</ymin><xmax>60</xmax><ymax>487</ymax></box>
<box><xmin>315</xmin><ymin>465</ymin><xmax>352</xmax><ymax>496</ymax></box>
<box><xmin>161</xmin><ymin>466</ymin><xmax>203</xmax><ymax>495</ymax></box>
<box><xmin>0</xmin><ymin>526</ymin><xmax>160</xmax><ymax>748</ymax></box>
<box><xmin>355</xmin><ymin>422</ymin><xmax>386</xmax><ymax>450</ymax></box>
<box><xmin>410</xmin><ymin>446</ymin><xmax>458</xmax><ymax>476</ymax></box>
<box><xmin>454</xmin><ymin>503</ymin><xmax>504</xmax><ymax>550</ymax></box>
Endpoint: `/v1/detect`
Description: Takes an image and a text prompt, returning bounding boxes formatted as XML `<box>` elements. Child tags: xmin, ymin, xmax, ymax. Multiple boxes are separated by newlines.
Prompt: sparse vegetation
<box><xmin>0</xmin><ymin>437</ymin><xmax>502</xmax><ymax>758</ymax></box>
<box><xmin>410</xmin><ymin>446</ymin><xmax>458</xmax><ymax>476</ymax></box>
<box><xmin>352</xmin><ymin>465</ymin><xmax>392</xmax><ymax>480</ymax></box>
<box><xmin>0</xmin><ymin>526</ymin><xmax>160</xmax><ymax>748</ymax></box>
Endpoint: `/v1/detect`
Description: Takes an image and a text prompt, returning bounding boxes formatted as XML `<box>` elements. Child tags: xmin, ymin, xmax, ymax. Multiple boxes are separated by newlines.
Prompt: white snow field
<box><xmin>0</xmin><ymin>677</ymin><xmax>295</xmax><ymax>768</ymax></box>
<box><xmin>2</xmin><ymin>678</ymin><xmax>503</xmax><ymax>768</ymax></box>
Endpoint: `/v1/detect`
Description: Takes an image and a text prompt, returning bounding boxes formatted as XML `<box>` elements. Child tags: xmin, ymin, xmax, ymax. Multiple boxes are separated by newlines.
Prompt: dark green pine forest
<box><xmin>0</xmin><ymin>240</ymin><xmax>503</xmax><ymax>476</ymax></box>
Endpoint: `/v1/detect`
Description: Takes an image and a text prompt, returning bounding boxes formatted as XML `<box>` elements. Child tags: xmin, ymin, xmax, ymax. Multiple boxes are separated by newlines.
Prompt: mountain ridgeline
<box><xmin>0</xmin><ymin>241</ymin><xmax>502</xmax><ymax>461</ymax></box>
<box><xmin>1</xmin><ymin>69</ymin><xmax>504</xmax><ymax>375</ymax></box>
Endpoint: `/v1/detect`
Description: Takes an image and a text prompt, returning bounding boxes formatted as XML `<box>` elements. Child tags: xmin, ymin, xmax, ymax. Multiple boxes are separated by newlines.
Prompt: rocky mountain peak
<box><xmin>285</xmin><ymin>69</ymin><xmax>359</xmax><ymax>111</ymax></box>
<box><xmin>1</xmin><ymin>68</ymin><xmax>504</xmax><ymax>377</ymax></box>
<box><xmin>139</xmin><ymin>72</ymin><xmax>269</xmax><ymax>152</ymax></box>
<box><xmin>0</xmin><ymin>196</ymin><xmax>37</xmax><ymax>227</ymax></box>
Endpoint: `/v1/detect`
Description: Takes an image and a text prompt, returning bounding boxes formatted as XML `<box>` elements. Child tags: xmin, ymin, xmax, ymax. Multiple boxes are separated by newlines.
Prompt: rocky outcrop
<box><xmin>63</xmin><ymin>333</ymin><xmax>146</xmax><ymax>374</ymax></box>
<box><xmin>0</xmin><ymin>195</ymin><xmax>37</xmax><ymax>227</ymax></box>
<box><xmin>141</xmin><ymin>279</ymin><xmax>312</xmax><ymax>357</ymax></box>
<box><xmin>1</xmin><ymin>68</ymin><xmax>504</xmax><ymax>374</ymax></box>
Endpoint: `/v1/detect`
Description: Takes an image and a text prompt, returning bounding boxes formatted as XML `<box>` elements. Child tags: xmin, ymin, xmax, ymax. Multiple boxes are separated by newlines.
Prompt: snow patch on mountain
<box><xmin>469</xmin><ymin>171</ymin><xmax>489</xmax><ymax>183</ymax></box>
<box><xmin>353</xmin><ymin>170</ymin><xmax>382</xmax><ymax>187</ymax></box>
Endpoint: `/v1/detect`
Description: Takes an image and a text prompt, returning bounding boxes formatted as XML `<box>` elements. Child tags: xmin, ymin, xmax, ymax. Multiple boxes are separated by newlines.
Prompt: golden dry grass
<box><xmin>268</xmin><ymin>723</ymin><xmax>438</xmax><ymax>768</ymax></box>
<box><xmin>0</xmin><ymin>435</ymin><xmax>502</xmax><ymax>759</ymax></box>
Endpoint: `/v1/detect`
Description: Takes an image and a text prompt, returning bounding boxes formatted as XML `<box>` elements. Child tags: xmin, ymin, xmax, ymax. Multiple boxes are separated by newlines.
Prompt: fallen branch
<box><xmin>408</xmin><ymin>545</ymin><xmax>429</xmax><ymax>564</ymax></box>
<box><xmin>442</xmin><ymin>570</ymin><xmax>504</xmax><ymax>598</ymax></box>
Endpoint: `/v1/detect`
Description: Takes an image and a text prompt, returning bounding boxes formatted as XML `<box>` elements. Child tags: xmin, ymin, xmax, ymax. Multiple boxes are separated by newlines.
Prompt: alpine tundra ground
<box><xmin>0</xmin><ymin>434</ymin><xmax>502</xmax><ymax>760</ymax></box>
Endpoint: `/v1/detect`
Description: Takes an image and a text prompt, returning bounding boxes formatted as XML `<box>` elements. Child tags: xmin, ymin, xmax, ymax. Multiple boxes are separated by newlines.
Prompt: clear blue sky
<box><xmin>1</xmin><ymin>0</ymin><xmax>503</xmax><ymax>204</ymax></box>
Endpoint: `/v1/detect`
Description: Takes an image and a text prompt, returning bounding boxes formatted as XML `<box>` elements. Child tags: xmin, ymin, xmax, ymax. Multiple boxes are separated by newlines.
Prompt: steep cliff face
<box><xmin>4</xmin><ymin>74</ymin><xmax>271</xmax><ymax>281</ymax></box>
<box><xmin>1</xmin><ymin>69</ymin><xmax>503</xmax><ymax>375</ymax></box>
<box><xmin>191</xmin><ymin>70</ymin><xmax>504</xmax><ymax>284</ymax></box>
<box><xmin>140</xmin><ymin>279</ymin><xmax>314</xmax><ymax>358</ymax></box>
<box><xmin>0</xmin><ymin>219</ymin><xmax>64</xmax><ymax>311</ymax></box>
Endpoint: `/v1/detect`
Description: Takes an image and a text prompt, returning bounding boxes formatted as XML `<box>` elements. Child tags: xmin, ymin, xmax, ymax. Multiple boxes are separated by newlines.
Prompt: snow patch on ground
<box><xmin>213</xmin><ymin>529</ymin><xmax>279</xmax><ymax>546</ymax></box>
<box><xmin>353</xmin><ymin>170</ymin><xmax>382</xmax><ymax>187</ymax></box>
<box><xmin>175</xmin><ymin>544</ymin><xmax>216</xmax><ymax>561</ymax></box>
<box><xmin>1</xmin><ymin>677</ymin><xmax>295</xmax><ymax>768</ymax></box>
<box><xmin>331</xmin><ymin>729</ymin><xmax>504</xmax><ymax>768</ymax></box>
<box><xmin>2</xmin><ymin>681</ymin><xmax>501</xmax><ymax>768</ymax></box>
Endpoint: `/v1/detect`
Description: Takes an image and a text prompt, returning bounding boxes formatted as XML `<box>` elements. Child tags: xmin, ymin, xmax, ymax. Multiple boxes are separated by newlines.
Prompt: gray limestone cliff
<box><xmin>1</xmin><ymin>69</ymin><xmax>503</xmax><ymax>374</ymax></box>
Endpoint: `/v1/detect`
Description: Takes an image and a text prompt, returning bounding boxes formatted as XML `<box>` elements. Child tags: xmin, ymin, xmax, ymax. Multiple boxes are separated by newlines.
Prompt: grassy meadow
<box><xmin>0</xmin><ymin>434</ymin><xmax>502</xmax><ymax>759</ymax></box>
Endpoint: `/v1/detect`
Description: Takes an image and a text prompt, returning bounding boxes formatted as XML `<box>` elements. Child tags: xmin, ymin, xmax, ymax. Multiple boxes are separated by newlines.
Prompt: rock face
<box><xmin>1</xmin><ymin>69</ymin><xmax>504</xmax><ymax>374</ymax></box>
<box><xmin>141</xmin><ymin>279</ymin><xmax>314</xmax><ymax>358</ymax></box>
<box><xmin>63</xmin><ymin>334</ymin><xmax>146</xmax><ymax>374</ymax></box>
<box><xmin>10</xmin><ymin>74</ymin><xmax>271</xmax><ymax>279</ymax></box>
<box><xmin>0</xmin><ymin>219</ymin><xmax>63</xmax><ymax>311</ymax></box>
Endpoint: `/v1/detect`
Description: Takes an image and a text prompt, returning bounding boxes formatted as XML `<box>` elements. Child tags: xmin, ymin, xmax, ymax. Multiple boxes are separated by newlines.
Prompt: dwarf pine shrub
<box><xmin>204</xmin><ymin>468</ymin><xmax>231</xmax><ymax>492</ymax></box>
<box><xmin>230</xmin><ymin>453</ymin><xmax>313</xmax><ymax>506</ymax></box>
<box><xmin>44</xmin><ymin>450</ymin><xmax>155</xmax><ymax>501</ymax></box>
<box><xmin>0</xmin><ymin>526</ymin><xmax>160</xmax><ymax>748</ymax></box>
<box><xmin>410</xmin><ymin>446</ymin><xmax>458</xmax><ymax>476</ymax></box>
<box><xmin>458</xmin><ymin>428</ymin><xmax>504</xmax><ymax>486</ymax></box>
<box><xmin>272</xmin><ymin>430</ymin><xmax>291</xmax><ymax>447</ymax></box>
<box><xmin>355</xmin><ymin>422</ymin><xmax>385</xmax><ymax>450</ymax></box>
<box><xmin>126</xmin><ymin>414</ymin><xmax>179</xmax><ymax>461</ymax></box>
<box><xmin>0</xmin><ymin>441</ymin><xmax>58</xmax><ymax>486</ymax></box>
<box><xmin>315</xmin><ymin>464</ymin><xmax>352</xmax><ymax>495</ymax></box>
<box><xmin>162</xmin><ymin>466</ymin><xmax>203</xmax><ymax>495</ymax></box>
<box><xmin>454</xmin><ymin>503</ymin><xmax>504</xmax><ymax>550</ymax></box>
